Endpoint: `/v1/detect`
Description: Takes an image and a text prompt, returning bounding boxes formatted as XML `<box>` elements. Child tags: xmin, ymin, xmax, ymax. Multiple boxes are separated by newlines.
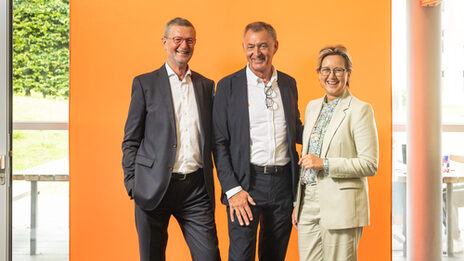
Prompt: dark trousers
<box><xmin>135</xmin><ymin>169</ymin><xmax>221</xmax><ymax>261</ymax></box>
<box><xmin>227</xmin><ymin>164</ymin><xmax>293</xmax><ymax>261</ymax></box>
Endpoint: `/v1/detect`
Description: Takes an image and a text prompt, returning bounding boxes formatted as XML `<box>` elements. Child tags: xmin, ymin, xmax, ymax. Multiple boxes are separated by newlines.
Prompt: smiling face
<box><xmin>243</xmin><ymin>29</ymin><xmax>278</xmax><ymax>78</ymax></box>
<box><xmin>162</xmin><ymin>25</ymin><xmax>196</xmax><ymax>69</ymax></box>
<box><xmin>318</xmin><ymin>55</ymin><xmax>350</xmax><ymax>102</ymax></box>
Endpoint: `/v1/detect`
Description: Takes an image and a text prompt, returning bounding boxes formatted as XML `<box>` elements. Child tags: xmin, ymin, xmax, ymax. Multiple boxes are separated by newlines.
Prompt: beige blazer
<box><xmin>295</xmin><ymin>89</ymin><xmax>379</xmax><ymax>229</ymax></box>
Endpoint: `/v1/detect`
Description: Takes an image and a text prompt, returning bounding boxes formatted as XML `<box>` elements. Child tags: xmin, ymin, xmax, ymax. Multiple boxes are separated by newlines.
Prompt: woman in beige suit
<box><xmin>292</xmin><ymin>45</ymin><xmax>379</xmax><ymax>261</ymax></box>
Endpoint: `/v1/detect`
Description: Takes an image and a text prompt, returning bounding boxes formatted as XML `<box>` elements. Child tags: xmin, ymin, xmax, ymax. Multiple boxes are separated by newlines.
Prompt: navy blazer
<box><xmin>122</xmin><ymin>64</ymin><xmax>215</xmax><ymax>211</ymax></box>
<box><xmin>213</xmin><ymin>67</ymin><xmax>303</xmax><ymax>205</ymax></box>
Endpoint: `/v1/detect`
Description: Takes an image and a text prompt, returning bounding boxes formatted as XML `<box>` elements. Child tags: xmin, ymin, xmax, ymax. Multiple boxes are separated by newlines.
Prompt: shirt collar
<box><xmin>246</xmin><ymin>64</ymin><xmax>278</xmax><ymax>86</ymax></box>
<box><xmin>165</xmin><ymin>62</ymin><xmax>191</xmax><ymax>80</ymax></box>
<box><xmin>323</xmin><ymin>96</ymin><xmax>340</xmax><ymax>107</ymax></box>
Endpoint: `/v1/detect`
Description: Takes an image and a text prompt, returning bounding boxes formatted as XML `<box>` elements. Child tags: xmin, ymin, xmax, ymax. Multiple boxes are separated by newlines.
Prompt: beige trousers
<box><xmin>297</xmin><ymin>184</ymin><xmax>363</xmax><ymax>261</ymax></box>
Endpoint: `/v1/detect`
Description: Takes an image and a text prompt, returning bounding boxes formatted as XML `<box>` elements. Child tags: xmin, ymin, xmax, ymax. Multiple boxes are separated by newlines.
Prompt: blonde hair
<box><xmin>317</xmin><ymin>45</ymin><xmax>352</xmax><ymax>85</ymax></box>
<box><xmin>317</xmin><ymin>45</ymin><xmax>353</xmax><ymax>71</ymax></box>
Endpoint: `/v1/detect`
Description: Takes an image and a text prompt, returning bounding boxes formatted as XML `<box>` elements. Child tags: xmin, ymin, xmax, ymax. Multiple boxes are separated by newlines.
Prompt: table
<box><xmin>395</xmin><ymin>172</ymin><xmax>464</xmax><ymax>257</ymax></box>
<box><xmin>12</xmin><ymin>173</ymin><xmax>69</xmax><ymax>255</ymax></box>
<box><xmin>443</xmin><ymin>174</ymin><xmax>464</xmax><ymax>257</ymax></box>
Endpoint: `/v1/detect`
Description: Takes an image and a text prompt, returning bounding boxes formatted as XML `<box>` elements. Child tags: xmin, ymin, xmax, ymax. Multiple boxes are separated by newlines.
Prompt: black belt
<box><xmin>251</xmin><ymin>163</ymin><xmax>290</xmax><ymax>174</ymax></box>
<box><xmin>171</xmin><ymin>168</ymin><xmax>202</xmax><ymax>181</ymax></box>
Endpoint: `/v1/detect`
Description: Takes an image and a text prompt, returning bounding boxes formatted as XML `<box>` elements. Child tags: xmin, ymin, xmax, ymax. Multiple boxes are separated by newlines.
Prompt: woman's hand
<box><xmin>292</xmin><ymin>207</ymin><xmax>298</xmax><ymax>229</ymax></box>
<box><xmin>298</xmin><ymin>154</ymin><xmax>324</xmax><ymax>170</ymax></box>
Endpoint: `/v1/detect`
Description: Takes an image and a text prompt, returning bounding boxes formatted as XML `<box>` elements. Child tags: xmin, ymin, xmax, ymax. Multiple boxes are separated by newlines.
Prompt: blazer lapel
<box><xmin>277</xmin><ymin>73</ymin><xmax>293</xmax><ymax>146</ymax></box>
<box><xmin>191</xmin><ymin>73</ymin><xmax>205</xmax><ymax>157</ymax></box>
<box><xmin>321</xmin><ymin>89</ymin><xmax>352</xmax><ymax>157</ymax></box>
<box><xmin>157</xmin><ymin>65</ymin><xmax>177</xmax><ymax>138</ymax></box>
<box><xmin>277</xmin><ymin>75</ymin><xmax>290</xmax><ymax>120</ymax></box>
<box><xmin>302</xmin><ymin>99</ymin><xmax>323</xmax><ymax>156</ymax></box>
<box><xmin>233</xmin><ymin>69</ymin><xmax>251</xmax><ymax>153</ymax></box>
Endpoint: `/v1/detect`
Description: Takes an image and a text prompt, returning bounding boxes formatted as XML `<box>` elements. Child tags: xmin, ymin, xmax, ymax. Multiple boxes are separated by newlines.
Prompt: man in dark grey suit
<box><xmin>122</xmin><ymin>17</ymin><xmax>220</xmax><ymax>261</ymax></box>
<box><xmin>213</xmin><ymin>22</ymin><xmax>303</xmax><ymax>261</ymax></box>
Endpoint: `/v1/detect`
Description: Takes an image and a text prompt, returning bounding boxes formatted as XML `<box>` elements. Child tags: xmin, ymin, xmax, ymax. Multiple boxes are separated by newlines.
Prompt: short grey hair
<box><xmin>164</xmin><ymin>17</ymin><xmax>195</xmax><ymax>37</ymax></box>
<box><xmin>243</xmin><ymin>21</ymin><xmax>277</xmax><ymax>42</ymax></box>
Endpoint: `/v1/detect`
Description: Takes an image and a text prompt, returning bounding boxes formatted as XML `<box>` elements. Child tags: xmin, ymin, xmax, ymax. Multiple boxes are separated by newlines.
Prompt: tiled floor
<box><xmin>393</xmin><ymin>253</ymin><xmax>464</xmax><ymax>261</ymax></box>
<box><xmin>10</xmin><ymin>179</ymin><xmax>464</xmax><ymax>261</ymax></box>
<box><xmin>392</xmin><ymin>223</ymin><xmax>464</xmax><ymax>261</ymax></box>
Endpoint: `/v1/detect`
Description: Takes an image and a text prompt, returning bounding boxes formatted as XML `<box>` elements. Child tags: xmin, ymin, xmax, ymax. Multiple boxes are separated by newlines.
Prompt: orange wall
<box><xmin>69</xmin><ymin>0</ymin><xmax>391</xmax><ymax>260</ymax></box>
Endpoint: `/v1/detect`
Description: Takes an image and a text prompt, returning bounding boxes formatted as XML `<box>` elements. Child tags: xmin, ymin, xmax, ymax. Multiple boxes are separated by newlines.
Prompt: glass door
<box><xmin>0</xmin><ymin>0</ymin><xmax>12</xmax><ymax>260</ymax></box>
<box><xmin>10</xmin><ymin>0</ymin><xmax>69</xmax><ymax>259</ymax></box>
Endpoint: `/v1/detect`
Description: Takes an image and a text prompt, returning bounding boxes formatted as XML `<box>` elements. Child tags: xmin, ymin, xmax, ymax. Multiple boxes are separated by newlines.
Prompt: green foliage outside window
<box><xmin>13</xmin><ymin>0</ymin><xmax>69</xmax><ymax>98</ymax></box>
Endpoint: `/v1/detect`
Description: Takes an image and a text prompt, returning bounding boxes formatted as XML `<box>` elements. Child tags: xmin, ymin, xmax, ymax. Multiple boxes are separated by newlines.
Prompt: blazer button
<box><xmin>169</xmin><ymin>167</ymin><xmax>173</xmax><ymax>171</ymax></box>
<box><xmin>172</xmin><ymin>144</ymin><xmax>177</xmax><ymax>148</ymax></box>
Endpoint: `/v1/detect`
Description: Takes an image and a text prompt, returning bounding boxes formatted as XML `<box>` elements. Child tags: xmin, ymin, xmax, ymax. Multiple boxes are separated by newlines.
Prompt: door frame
<box><xmin>0</xmin><ymin>0</ymin><xmax>12</xmax><ymax>260</ymax></box>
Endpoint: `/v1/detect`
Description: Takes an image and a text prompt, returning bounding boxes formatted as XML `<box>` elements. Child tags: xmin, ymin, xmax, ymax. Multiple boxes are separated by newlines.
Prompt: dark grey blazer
<box><xmin>122</xmin><ymin>64</ymin><xmax>215</xmax><ymax>211</ymax></box>
<box><xmin>212</xmin><ymin>67</ymin><xmax>303</xmax><ymax>205</ymax></box>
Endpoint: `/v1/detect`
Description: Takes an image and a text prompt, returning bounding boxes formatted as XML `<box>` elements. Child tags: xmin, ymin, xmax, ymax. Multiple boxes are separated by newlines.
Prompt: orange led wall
<box><xmin>69</xmin><ymin>0</ymin><xmax>391</xmax><ymax>260</ymax></box>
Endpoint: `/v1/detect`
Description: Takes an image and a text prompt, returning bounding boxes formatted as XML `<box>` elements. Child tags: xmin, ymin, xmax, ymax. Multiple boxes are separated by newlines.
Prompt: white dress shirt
<box><xmin>165</xmin><ymin>62</ymin><xmax>202</xmax><ymax>174</ymax></box>
<box><xmin>226</xmin><ymin>65</ymin><xmax>290</xmax><ymax>199</ymax></box>
<box><xmin>247</xmin><ymin>65</ymin><xmax>290</xmax><ymax>166</ymax></box>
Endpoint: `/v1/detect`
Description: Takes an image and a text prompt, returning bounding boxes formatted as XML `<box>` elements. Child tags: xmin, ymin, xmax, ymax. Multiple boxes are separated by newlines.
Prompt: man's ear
<box><xmin>274</xmin><ymin>40</ymin><xmax>279</xmax><ymax>54</ymax></box>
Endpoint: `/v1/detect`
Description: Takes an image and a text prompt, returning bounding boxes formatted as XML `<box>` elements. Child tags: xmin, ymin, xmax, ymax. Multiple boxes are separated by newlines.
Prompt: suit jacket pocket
<box><xmin>334</xmin><ymin>178</ymin><xmax>362</xmax><ymax>190</ymax></box>
<box><xmin>135</xmin><ymin>154</ymin><xmax>155</xmax><ymax>168</ymax></box>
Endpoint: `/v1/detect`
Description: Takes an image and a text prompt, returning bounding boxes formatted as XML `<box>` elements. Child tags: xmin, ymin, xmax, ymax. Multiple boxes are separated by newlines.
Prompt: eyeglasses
<box><xmin>165</xmin><ymin>37</ymin><xmax>196</xmax><ymax>45</ymax></box>
<box><xmin>319</xmin><ymin>67</ymin><xmax>347</xmax><ymax>77</ymax></box>
<box><xmin>264</xmin><ymin>85</ymin><xmax>274</xmax><ymax>109</ymax></box>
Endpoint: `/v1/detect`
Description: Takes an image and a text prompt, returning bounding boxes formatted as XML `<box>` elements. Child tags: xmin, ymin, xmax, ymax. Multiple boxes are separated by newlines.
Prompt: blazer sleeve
<box><xmin>212</xmin><ymin>78</ymin><xmax>241</xmax><ymax>192</ymax></box>
<box><xmin>293</xmin><ymin>78</ymin><xmax>303</xmax><ymax>144</ymax></box>
<box><xmin>328</xmin><ymin>103</ymin><xmax>379</xmax><ymax>178</ymax></box>
<box><xmin>210</xmin><ymin>79</ymin><xmax>216</xmax><ymax>155</ymax></box>
<box><xmin>121</xmin><ymin>77</ymin><xmax>146</xmax><ymax>198</ymax></box>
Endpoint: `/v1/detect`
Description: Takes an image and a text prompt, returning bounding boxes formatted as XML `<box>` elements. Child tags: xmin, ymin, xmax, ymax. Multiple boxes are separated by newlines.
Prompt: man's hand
<box><xmin>298</xmin><ymin>154</ymin><xmax>323</xmax><ymax>170</ymax></box>
<box><xmin>228</xmin><ymin>190</ymin><xmax>256</xmax><ymax>226</ymax></box>
<box><xmin>292</xmin><ymin>207</ymin><xmax>298</xmax><ymax>229</ymax></box>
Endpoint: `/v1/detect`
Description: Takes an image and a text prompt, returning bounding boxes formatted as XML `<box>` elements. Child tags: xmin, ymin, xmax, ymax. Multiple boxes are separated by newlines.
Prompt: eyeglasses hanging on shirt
<box><xmin>264</xmin><ymin>84</ymin><xmax>275</xmax><ymax>110</ymax></box>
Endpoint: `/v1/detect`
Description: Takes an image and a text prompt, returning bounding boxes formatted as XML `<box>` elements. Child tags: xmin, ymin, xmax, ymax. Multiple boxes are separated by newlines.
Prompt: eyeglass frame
<box><xmin>164</xmin><ymin>36</ymin><xmax>196</xmax><ymax>45</ymax></box>
<box><xmin>318</xmin><ymin>67</ymin><xmax>348</xmax><ymax>77</ymax></box>
<box><xmin>264</xmin><ymin>84</ymin><xmax>275</xmax><ymax>109</ymax></box>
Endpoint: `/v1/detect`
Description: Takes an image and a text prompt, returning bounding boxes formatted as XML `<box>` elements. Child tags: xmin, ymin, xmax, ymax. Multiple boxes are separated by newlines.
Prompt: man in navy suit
<box><xmin>213</xmin><ymin>21</ymin><xmax>303</xmax><ymax>261</ymax></box>
<box><xmin>122</xmin><ymin>17</ymin><xmax>220</xmax><ymax>261</ymax></box>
